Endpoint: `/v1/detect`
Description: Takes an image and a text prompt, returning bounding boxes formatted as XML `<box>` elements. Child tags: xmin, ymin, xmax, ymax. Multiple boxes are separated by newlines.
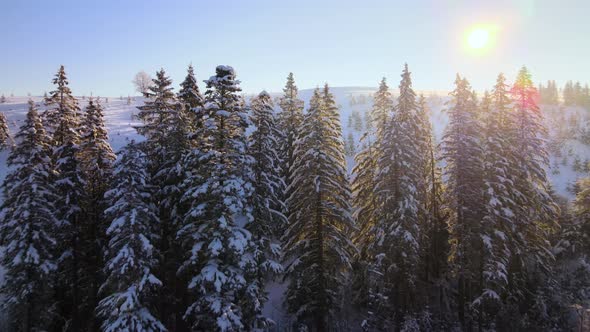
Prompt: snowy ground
<box><xmin>0</xmin><ymin>89</ymin><xmax>587</xmax><ymax>326</ymax></box>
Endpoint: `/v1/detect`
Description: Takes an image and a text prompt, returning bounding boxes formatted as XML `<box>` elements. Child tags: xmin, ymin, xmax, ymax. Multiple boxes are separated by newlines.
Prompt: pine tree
<box><xmin>97</xmin><ymin>141</ymin><xmax>166</xmax><ymax>332</ymax></box>
<box><xmin>352</xmin><ymin>78</ymin><xmax>393</xmax><ymax>313</ymax></box>
<box><xmin>178</xmin><ymin>64</ymin><xmax>204</xmax><ymax>136</ymax></box>
<box><xmin>277</xmin><ymin>73</ymin><xmax>305</xmax><ymax>207</ymax></box>
<box><xmin>46</xmin><ymin>66</ymin><xmax>89</xmax><ymax>331</ymax></box>
<box><xmin>0</xmin><ymin>111</ymin><xmax>11</xmax><ymax>149</ymax></box>
<box><xmin>43</xmin><ymin>65</ymin><xmax>80</xmax><ymax>139</ymax></box>
<box><xmin>500</xmin><ymin>67</ymin><xmax>559</xmax><ymax>329</ymax></box>
<box><xmin>366</xmin><ymin>65</ymin><xmax>429</xmax><ymax>328</ymax></box>
<box><xmin>178</xmin><ymin>65</ymin><xmax>261</xmax><ymax>331</ymax></box>
<box><xmin>246</xmin><ymin>91</ymin><xmax>286</xmax><ymax>329</ymax></box>
<box><xmin>441</xmin><ymin>74</ymin><xmax>485</xmax><ymax>329</ymax></box>
<box><xmin>136</xmin><ymin>68</ymin><xmax>190</xmax><ymax>329</ymax></box>
<box><xmin>416</xmin><ymin>94</ymin><xmax>450</xmax><ymax>329</ymax></box>
<box><xmin>78</xmin><ymin>98</ymin><xmax>116</xmax><ymax>330</ymax></box>
<box><xmin>475</xmin><ymin>80</ymin><xmax>516</xmax><ymax>328</ymax></box>
<box><xmin>546</xmin><ymin>179</ymin><xmax>590</xmax><ymax>331</ymax></box>
<box><xmin>283</xmin><ymin>85</ymin><xmax>355</xmax><ymax>331</ymax></box>
<box><xmin>0</xmin><ymin>100</ymin><xmax>58</xmax><ymax>332</ymax></box>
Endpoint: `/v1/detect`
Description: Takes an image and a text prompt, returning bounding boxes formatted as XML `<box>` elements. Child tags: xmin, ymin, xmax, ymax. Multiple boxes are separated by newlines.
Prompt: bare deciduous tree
<box><xmin>132</xmin><ymin>71</ymin><xmax>153</xmax><ymax>95</ymax></box>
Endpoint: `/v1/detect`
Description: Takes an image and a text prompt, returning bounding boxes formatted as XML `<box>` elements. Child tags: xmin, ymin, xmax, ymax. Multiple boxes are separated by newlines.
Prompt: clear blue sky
<box><xmin>1</xmin><ymin>0</ymin><xmax>588</xmax><ymax>96</ymax></box>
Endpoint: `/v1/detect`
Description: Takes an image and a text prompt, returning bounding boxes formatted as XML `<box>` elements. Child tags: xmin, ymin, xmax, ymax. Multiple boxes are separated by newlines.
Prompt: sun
<box><xmin>467</xmin><ymin>28</ymin><xmax>490</xmax><ymax>49</ymax></box>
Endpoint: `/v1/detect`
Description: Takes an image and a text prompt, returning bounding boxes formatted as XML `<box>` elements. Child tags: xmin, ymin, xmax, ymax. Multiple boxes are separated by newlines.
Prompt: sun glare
<box><xmin>468</xmin><ymin>28</ymin><xmax>490</xmax><ymax>49</ymax></box>
<box><xmin>464</xmin><ymin>24</ymin><xmax>498</xmax><ymax>54</ymax></box>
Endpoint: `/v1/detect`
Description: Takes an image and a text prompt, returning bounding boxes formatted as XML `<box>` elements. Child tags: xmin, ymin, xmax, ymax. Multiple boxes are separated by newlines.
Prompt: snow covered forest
<box><xmin>1</xmin><ymin>63</ymin><xmax>590</xmax><ymax>332</ymax></box>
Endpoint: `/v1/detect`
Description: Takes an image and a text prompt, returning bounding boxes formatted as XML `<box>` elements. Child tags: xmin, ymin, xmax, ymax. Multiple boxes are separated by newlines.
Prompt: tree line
<box><xmin>0</xmin><ymin>64</ymin><xmax>589</xmax><ymax>331</ymax></box>
<box><xmin>538</xmin><ymin>79</ymin><xmax>590</xmax><ymax>107</ymax></box>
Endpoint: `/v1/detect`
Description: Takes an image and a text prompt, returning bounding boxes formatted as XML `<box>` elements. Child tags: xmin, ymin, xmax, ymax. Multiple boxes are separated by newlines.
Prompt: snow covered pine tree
<box><xmin>0</xmin><ymin>100</ymin><xmax>58</xmax><ymax>332</ymax></box>
<box><xmin>78</xmin><ymin>98</ymin><xmax>117</xmax><ymax>330</ymax></box>
<box><xmin>44</xmin><ymin>65</ymin><xmax>91</xmax><ymax>331</ymax></box>
<box><xmin>441</xmin><ymin>74</ymin><xmax>485</xmax><ymax>330</ymax></box>
<box><xmin>283</xmin><ymin>85</ymin><xmax>355</xmax><ymax>331</ymax></box>
<box><xmin>352</xmin><ymin>78</ymin><xmax>392</xmax><ymax>318</ymax></box>
<box><xmin>246</xmin><ymin>91</ymin><xmax>286</xmax><ymax>329</ymax></box>
<box><xmin>178</xmin><ymin>65</ymin><xmax>265</xmax><ymax>331</ymax></box>
<box><xmin>277</xmin><ymin>73</ymin><xmax>305</xmax><ymax>215</ymax></box>
<box><xmin>366</xmin><ymin>65</ymin><xmax>431</xmax><ymax>329</ymax></box>
<box><xmin>97</xmin><ymin>141</ymin><xmax>166</xmax><ymax>332</ymax></box>
<box><xmin>136</xmin><ymin>68</ymin><xmax>190</xmax><ymax>329</ymax></box>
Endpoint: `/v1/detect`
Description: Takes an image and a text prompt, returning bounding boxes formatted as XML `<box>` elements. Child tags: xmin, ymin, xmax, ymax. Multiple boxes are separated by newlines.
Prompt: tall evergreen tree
<box><xmin>366</xmin><ymin>65</ymin><xmax>429</xmax><ymax>329</ymax></box>
<box><xmin>45</xmin><ymin>66</ymin><xmax>89</xmax><ymax>331</ymax></box>
<box><xmin>0</xmin><ymin>100</ymin><xmax>58</xmax><ymax>332</ymax></box>
<box><xmin>501</xmin><ymin>67</ymin><xmax>559</xmax><ymax>329</ymax></box>
<box><xmin>474</xmin><ymin>85</ymin><xmax>513</xmax><ymax>328</ymax></box>
<box><xmin>43</xmin><ymin>65</ymin><xmax>80</xmax><ymax>139</ymax></box>
<box><xmin>136</xmin><ymin>68</ymin><xmax>189</xmax><ymax>330</ymax></box>
<box><xmin>441</xmin><ymin>74</ymin><xmax>485</xmax><ymax>329</ymax></box>
<box><xmin>352</xmin><ymin>78</ymin><xmax>393</xmax><ymax>311</ymax></box>
<box><xmin>78</xmin><ymin>98</ymin><xmax>117</xmax><ymax>330</ymax></box>
<box><xmin>178</xmin><ymin>64</ymin><xmax>204</xmax><ymax>136</ymax></box>
<box><xmin>97</xmin><ymin>142</ymin><xmax>166</xmax><ymax>332</ymax></box>
<box><xmin>283</xmin><ymin>85</ymin><xmax>355</xmax><ymax>331</ymax></box>
<box><xmin>416</xmin><ymin>94</ymin><xmax>450</xmax><ymax>329</ymax></box>
<box><xmin>246</xmin><ymin>91</ymin><xmax>286</xmax><ymax>329</ymax></box>
<box><xmin>178</xmin><ymin>65</ymin><xmax>261</xmax><ymax>331</ymax></box>
<box><xmin>277</xmin><ymin>73</ymin><xmax>305</xmax><ymax>207</ymax></box>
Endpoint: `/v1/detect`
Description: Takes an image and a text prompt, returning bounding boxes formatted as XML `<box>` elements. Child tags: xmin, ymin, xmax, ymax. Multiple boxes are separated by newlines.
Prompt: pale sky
<box><xmin>1</xmin><ymin>0</ymin><xmax>588</xmax><ymax>96</ymax></box>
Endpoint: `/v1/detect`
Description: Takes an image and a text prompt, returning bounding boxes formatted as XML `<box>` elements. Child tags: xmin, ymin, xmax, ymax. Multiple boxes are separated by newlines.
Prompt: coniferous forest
<box><xmin>2</xmin><ymin>63</ymin><xmax>590</xmax><ymax>332</ymax></box>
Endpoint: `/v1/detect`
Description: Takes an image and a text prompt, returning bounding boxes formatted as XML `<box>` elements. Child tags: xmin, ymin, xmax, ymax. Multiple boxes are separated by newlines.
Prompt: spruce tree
<box><xmin>352</xmin><ymin>78</ymin><xmax>393</xmax><ymax>312</ymax></box>
<box><xmin>43</xmin><ymin>65</ymin><xmax>80</xmax><ymax>139</ymax></box>
<box><xmin>277</xmin><ymin>73</ymin><xmax>305</xmax><ymax>207</ymax></box>
<box><xmin>416</xmin><ymin>94</ymin><xmax>450</xmax><ymax>328</ymax></box>
<box><xmin>78</xmin><ymin>98</ymin><xmax>116</xmax><ymax>330</ymax></box>
<box><xmin>283</xmin><ymin>85</ymin><xmax>355</xmax><ymax>331</ymax></box>
<box><xmin>178</xmin><ymin>65</ymin><xmax>261</xmax><ymax>331</ymax></box>
<box><xmin>474</xmin><ymin>87</ymin><xmax>509</xmax><ymax>328</ymax></box>
<box><xmin>46</xmin><ymin>65</ymin><xmax>88</xmax><ymax>331</ymax></box>
<box><xmin>97</xmin><ymin>141</ymin><xmax>166</xmax><ymax>332</ymax></box>
<box><xmin>366</xmin><ymin>65</ymin><xmax>429</xmax><ymax>328</ymax></box>
<box><xmin>246</xmin><ymin>91</ymin><xmax>286</xmax><ymax>329</ymax></box>
<box><xmin>0</xmin><ymin>100</ymin><xmax>58</xmax><ymax>332</ymax></box>
<box><xmin>441</xmin><ymin>74</ymin><xmax>485</xmax><ymax>329</ymax></box>
<box><xmin>467</xmin><ymin>74</ymin><xmax>518</xmax><ymax>328</ymax></box>
<box><xmin>136</xmin><ymin>68</ymin><xmax>189</xmax><ymax>329</ymax></box>
<box><xmin>500</xmin><ymin>67</ymin><xmax>559</xmax><ymax>329</ymax></box>
<box><xmin>178</xmin><ymin>64</ymin><xmax>204</xmax><ymax>136</ymax></box>
<box><xmin>0</xmin><ymin>111</ymin><xmax>11</xmax><ymax>149</ymax></box>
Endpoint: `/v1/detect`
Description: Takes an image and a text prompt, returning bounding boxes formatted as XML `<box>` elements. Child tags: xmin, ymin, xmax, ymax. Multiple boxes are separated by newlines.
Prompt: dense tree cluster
<box><xmin>0</xmin><ymin>64</ymin><xmax>589</xmax><ymax>332</ymax></box>
<box><xmin>539</xmin><ymin>79</ymin><xmax>590</xmax><ymax>108</ymax></box>
<box><xmin>562</xmin><ymin>80</ymin><xmax>590</xmax><ymax>108</ymax></box>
